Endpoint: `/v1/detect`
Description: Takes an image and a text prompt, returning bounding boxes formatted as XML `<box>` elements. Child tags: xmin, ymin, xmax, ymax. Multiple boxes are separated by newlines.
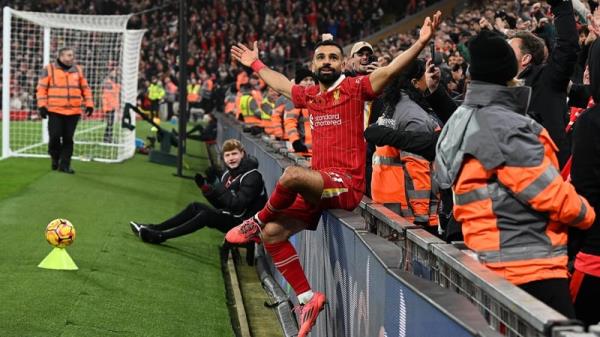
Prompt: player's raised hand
<box><xmin>231</xmin><ymin>41</ymin><xmax>259</xmax><ymax>68</ymax></box>
<box><xmin>418</xmin><ymin>11</ymin><xmax>442</xmax><ymax>44</ymax></box>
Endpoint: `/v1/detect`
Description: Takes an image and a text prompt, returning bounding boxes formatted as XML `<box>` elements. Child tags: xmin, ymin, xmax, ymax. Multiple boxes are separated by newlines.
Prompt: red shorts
<box><xmin>278</xmin><ymin>170</ymin><xmax>362</xmax><ymax>230</ymax></box>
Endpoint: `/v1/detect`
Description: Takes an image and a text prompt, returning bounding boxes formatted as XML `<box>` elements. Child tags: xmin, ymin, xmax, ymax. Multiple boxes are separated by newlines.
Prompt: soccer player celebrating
<box><xmin>226</xmin><ymin>11</ymin><xmax>442</xmax><ymax>337</ymax></box>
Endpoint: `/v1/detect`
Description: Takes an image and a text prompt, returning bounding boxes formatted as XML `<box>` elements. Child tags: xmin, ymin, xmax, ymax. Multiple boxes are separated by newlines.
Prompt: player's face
<box><xmin>313</xmin><ymin>45</ymin><xmax>343</xmax><ymax>85</ymax></box>
<box><xmin>59</xmin><ymin>50</ymin><xmax>75</xmax><ymax>67</ymax></box>
<box><xmin>224</xmin><ymin>149</ymin><xmax>244</xmax><ymax>169</ymax></box>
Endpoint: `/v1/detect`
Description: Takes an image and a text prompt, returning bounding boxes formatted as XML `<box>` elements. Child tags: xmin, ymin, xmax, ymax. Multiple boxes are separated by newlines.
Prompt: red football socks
<box><xmin>264</xmin><ymin>240</ymin><xmax>310</xmax><ymax>295</ymax></box>
<box><xmin>257</xmin><ymin>182</ymin><xmax>297</xmax><ymax>224</ymax></box>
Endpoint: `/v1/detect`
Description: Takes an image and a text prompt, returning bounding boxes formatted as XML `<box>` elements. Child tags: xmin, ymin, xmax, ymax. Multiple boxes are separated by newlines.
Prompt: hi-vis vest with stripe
<box><xmin>187</xmin><ymin>84</ymin><xmax>200</xmax><ymax>102</ymax></box>
<box><xmin>238</xmin><ymin>94</ymin><xmax>261</xmax><ymax>126</ymax></box>
<box><xmin>371</xmin><ymin>93</ymin><xmax>440</xmax><ymax>226</ymax></box>
<box><xmin>261</xmin><ymin>97</ymin><xmax>280</xmax><ymax>135</ymax></box>
<box><xmin>372</xmin><ymin>148</ymin><xmax>439</xmax><ymax>226</ymax></box>
<box><xmin>434</xmin><ymin>82</ymin><xmax>595</xmax><ymax>285</ymax></box>
<box><xmin>37</xmin><ymin>63</ymin><xmax>94</xmax><ymax>115</ymax></box>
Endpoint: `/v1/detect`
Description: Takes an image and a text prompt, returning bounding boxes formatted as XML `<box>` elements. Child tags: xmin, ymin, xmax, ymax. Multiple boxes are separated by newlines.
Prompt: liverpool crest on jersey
<box><xmin>333</xmin><ymin>89</ymin><xmax>340</xmax><ymax>103</ymax></box>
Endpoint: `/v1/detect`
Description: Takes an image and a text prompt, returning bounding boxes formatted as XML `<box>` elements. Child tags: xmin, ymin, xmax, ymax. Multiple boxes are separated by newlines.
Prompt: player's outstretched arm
<box><xmin>368</xmin><ymin>11</ymin><xmax>442</xmax><ymax>94</ymax></box>
<box><xmin>231</xmin><ymin>41</ymin><xmax>293</xmax><ymax>99</ymax></box>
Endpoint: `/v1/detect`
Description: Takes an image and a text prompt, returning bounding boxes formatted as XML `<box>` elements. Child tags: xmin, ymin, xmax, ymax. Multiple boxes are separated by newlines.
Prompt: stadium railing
<box><xmin>215</xmin><ymin>112</ymin><xmax>596</xmax><ymax>337</ymax></box>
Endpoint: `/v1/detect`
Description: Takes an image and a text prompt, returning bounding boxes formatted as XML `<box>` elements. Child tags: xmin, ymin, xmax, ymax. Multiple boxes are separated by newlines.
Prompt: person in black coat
<box><xmin>569</xmin><ymin>39</ymin><xmax>600</xmax><ymax>327</ymax></box>
<box><xmin>130</xmin><ymin>139</ymin><xmax>267</xmax><ymax>244</ymax></box>
<box><xmin>508</xmin><ymin>0</ymin><xmax>580</xmax><ymax>168</ymax></box>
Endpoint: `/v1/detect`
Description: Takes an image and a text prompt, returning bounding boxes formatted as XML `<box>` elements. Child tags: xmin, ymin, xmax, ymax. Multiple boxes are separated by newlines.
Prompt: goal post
<box><xmin>1</xmin><ymin>7</ymin><xmax>145</xmax><ymax>162</ymax></box>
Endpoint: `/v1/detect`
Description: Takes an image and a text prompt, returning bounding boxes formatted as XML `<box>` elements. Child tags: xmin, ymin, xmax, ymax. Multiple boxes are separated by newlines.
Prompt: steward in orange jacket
<box><xmin>370</xmin><ymin>92</ymin><xmax>440</xmax><ymax>229</ymax></box>
<box><xmin>37</xmin><ymin>61</ymin><xmax>93</xmax><ymax>116</ymax></box>
<box><xmin>269</xmin><ymin>96</ymin><xmax>287</xmax><ymax>140</ymax></box>
<box><xmin>285</xmin><ymin>69</ymin><xmax>315</xmax><ymax>156</ymax></box>
<box><xmin>102</xmin><ymin>69</ymin><xmax>120</xmax><ymax>142</ymax></box>
<box><xmin>261</xmin><ymin>87</ymin><xmax>280</xmax><ymax>138</ymax></box>
<box><xmin>36</xmin><ymin>47</ymin><xmax>94</xmax><ymax>174</ymax></box>
<box><xmin>435</xmin><ymin>29</ymin><xmax>595</xmax><ymax>318</ymax></box>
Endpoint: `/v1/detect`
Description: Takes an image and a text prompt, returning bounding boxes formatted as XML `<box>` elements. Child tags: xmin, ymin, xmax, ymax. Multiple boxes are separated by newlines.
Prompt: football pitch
<box><xmin>0</xmin><ymin>129</ymin><xmax>235</xmax><ymax>336</ymax></box>
<box><xmin>0</xmin><ymin>119</ymin><xmax>128</xmax><ymax>161</ymax></box>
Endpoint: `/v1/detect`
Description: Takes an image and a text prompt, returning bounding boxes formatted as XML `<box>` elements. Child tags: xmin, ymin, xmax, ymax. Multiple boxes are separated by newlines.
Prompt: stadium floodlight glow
<box><xmin>1</xmin><ymin>7</ymin><xmax>145</xmax><ymax>162</ymax></box>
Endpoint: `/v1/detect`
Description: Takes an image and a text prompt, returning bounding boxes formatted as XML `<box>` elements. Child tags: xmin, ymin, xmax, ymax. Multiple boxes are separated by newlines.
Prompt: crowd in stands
<box><xmin>2</xmin><ymin>0</ymin><xmax>427</xmax><ymax>119</ymax></box>
<box><xmin>220</xmin><ymin>0</ymin><xmax>600</xmax><ymax>328</ymax></box>
<box><xmin>3</xmin><ymin>0</ymin><xmax>600</xmax><ymax>330</ymax></box>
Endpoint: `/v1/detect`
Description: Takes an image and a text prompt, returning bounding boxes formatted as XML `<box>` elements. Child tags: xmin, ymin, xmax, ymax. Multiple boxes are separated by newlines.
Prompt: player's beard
<box><xmin>316</xmin><ymin>67</ymin><xmax>341</xmax><ymax>86</ymax></box>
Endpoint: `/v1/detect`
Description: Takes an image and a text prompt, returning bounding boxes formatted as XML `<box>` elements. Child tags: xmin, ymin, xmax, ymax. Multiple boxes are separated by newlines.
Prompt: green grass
<box><xmin>1</xmin><ymin>118</ymin><xmax>180</xmax><ymax>161</ymax></box>
<box><xmin>0</xmin><ymin>131</ymin><xmax>234</xmax><ymax>336</ymax></box>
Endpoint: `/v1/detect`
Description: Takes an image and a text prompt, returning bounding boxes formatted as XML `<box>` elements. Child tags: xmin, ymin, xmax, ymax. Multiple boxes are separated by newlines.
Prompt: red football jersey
<box><xmin>291</xmin><ymin>75</ymin><xmax>378</xmax><ymax>192</ymax></box>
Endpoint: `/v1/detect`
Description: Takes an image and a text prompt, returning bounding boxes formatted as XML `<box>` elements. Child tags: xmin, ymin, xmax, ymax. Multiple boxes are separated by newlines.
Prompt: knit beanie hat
<box><xmin>467</xmin><ymin>30</ymin><xmax>518</xmax><ymax>85</ymax></box>
<box><xmin>294</xmin><ymin>67</ymin><xmax>315</xmax><ymax>84</ymax></box>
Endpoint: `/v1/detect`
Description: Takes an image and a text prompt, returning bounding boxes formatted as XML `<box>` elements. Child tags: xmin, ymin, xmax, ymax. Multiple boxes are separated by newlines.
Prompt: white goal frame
<box><xmin>2</xmin><ymin>7</ymin><xmax>145</xmax><ymax>162</ymax></box>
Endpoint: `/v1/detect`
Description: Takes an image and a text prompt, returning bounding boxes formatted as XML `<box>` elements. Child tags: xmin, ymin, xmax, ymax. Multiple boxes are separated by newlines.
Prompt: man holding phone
<box><xmin>349</xmin><ymin>41</ymin><xmax>379</xmax><ymax>75</ymax></box>
<box><xmin>348</xmin><ymin>41</ymin><xmax>383</xmax><ymax>197</ymax></box>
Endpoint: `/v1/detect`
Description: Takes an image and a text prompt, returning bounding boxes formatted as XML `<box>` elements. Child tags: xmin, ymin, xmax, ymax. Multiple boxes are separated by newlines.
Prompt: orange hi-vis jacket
<box><xmin>371</xmin><ymin>94</ymin><xmax>440</xmax><ymax>226</ymax></box>
<box><xmin>37</xmin><ymin>63</ymin><xmax>93</xmax><ymax>115</ymax></box>
<box><xmin>228</xmin><ymin>91</ymin><xmax>242</xmax><ymax>116</ymax></box>
<box><xmin>225</xmin><ymin>91</ymin><xmax>239</xmax><ymax>115</ymax></box>
<box><xmin>372</xmin><ymin>147</ymin><xmax>438</xmax><ymax>226</ymax></box>
<box><xmin>435</xmin><ymin>82</ymin><xmax>595</xmax><ymax>285</ymax></box>
<box><xmin>269</xmin><ymin>96</ymin><xmax>288</xmax><ymax>140</ymax></box>
<box><xmin>284</xmin><ymin>106</ymin><xmax>312</xmax><ymax>154</ymax></box>
<box><xmin>102</xmin><ymin>77</ymin><xmax>120</xmax><ymax>113</ymax></box>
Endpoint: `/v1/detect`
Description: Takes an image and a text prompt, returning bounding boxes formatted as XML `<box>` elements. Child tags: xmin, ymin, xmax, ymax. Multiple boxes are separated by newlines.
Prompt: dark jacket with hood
<box><xmin>203</xmin><ymin>155</ymin><xmax>267</xmax><ymax>219</ymax></box>
<box><xmin>570</xmin><ymin>40</ymin><xmax>600</xmax><ymax>256</ymax></box>
<box><xmin>518</xmin><ymin>0</ymin><xmax>580</xmax><ymax>168</ymax></box>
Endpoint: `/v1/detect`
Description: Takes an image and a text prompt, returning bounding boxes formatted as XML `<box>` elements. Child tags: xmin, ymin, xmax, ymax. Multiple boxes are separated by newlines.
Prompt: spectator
<box><xmin>569</xmin><ymin>38</ymin><xmax>600</xmax><ymax>328</ymax></box>
<box><xmin>508</xmin><ymin>0</ymin><xmax>580</xmax><ymax>168</ymax></box>
<box><xmin>284</xmin><ymin>68</ymin><xmax>314</xmax><ymax>155</ymax></box>
<box><xmin>348</xmin><ymin>40</ymin><xmax>384</xmax><ymax>197</ymax></box>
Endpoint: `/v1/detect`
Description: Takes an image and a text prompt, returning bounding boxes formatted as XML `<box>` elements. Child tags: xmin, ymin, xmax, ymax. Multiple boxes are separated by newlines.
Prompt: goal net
<box><xmin>1</xmin><ymin>7</ymin><xmax>145</xmax><ymax>162</ymax></box>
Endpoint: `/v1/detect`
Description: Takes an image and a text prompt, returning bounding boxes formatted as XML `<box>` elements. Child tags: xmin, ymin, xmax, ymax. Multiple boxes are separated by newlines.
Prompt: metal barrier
<box><xmin>215</xmin><ymin>113</ymin><xmax>590</xmax><ymax>337</ymax></box>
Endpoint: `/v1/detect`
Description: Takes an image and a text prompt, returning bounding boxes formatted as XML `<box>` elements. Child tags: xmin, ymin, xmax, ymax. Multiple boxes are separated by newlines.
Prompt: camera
<box><xmin>367</xmin><ymin>55</ymin><xmax>378</xmax><ymax>64</ymax></box>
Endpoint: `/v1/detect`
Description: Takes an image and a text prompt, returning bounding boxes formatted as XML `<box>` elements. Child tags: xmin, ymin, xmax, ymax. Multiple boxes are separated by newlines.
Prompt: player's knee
<box><xmin>261</xmin><ymin>222</ymin><xmax>290</xmax><ymax>244</ymax></box>
<box><xmin>279</xmin><ymin>166</ymin><xmax>304</xmax><ymax>189</ymax></box>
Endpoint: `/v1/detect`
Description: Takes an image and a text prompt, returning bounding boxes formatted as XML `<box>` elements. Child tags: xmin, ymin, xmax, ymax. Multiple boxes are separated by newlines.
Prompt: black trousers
<box><xmin>154</xmin><ymin>202</ymin><xmax>241</xmax><ymax>239</ymax></box>
<box><xmin>48</xmin><ymin>112</ymin><xmax>80</xmax><ymax>167</ymax></box>
<box><xmin>103</xmin><ymin>110</ymin><xmax>115</xmax><ymax>142</ymax></box>
<box><xmin>150</xmin><ymin>99</ymin><xmax>160</xmax><ymax>119</ymax></box>
<box><xmin>572</xmin><ymin>269</ymin><xmax>600</xmax><ymax>327</ymax></box>
<box><xmin>167</xmin><ymin>101</ymin><xmax>174</xmax><ymax>120</ymax></box>
<box><xmin>519</xmin><ymin>278</ymin><xmax>575</xmax><ymax>318</ymax></box>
